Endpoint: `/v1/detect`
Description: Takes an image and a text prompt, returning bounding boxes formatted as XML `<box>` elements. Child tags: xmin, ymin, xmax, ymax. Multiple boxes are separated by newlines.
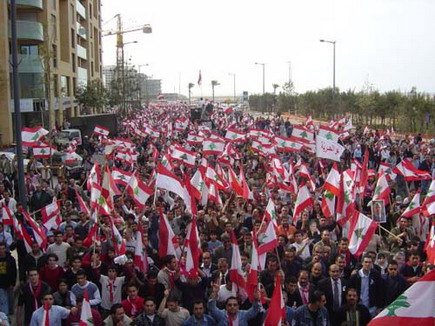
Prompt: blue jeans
<box><xmin>0</xmin><ymin>288</ymin><xmax>8</xmax><ymax>315</ymax></box>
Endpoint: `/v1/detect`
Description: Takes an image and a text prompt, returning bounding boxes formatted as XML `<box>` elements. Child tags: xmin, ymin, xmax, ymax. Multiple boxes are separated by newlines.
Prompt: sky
<box><xmin>101</xmin><ymin>0</ymin><xmax>435</xmax><ymax>98</ymax></box>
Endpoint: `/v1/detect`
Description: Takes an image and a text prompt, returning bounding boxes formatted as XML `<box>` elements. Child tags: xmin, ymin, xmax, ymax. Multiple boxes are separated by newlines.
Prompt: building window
<box><xmin>20</xmin><ymin>45</ymin><xmax>39</xmax><ymax>55</ymax></box>
<box><xmin>91</xmin><ymin>62</ymin><xmax>94</xmax><ymax>77</ymax></box>
<box><xmin>52</xmin><ymin>44</ymin><xmax>57</xmax><ymax>68</ymax></box>
<box><xmin>61</xmin><ymin>76</ymin><xmax>70</xmax><ymax>96</ymax></box>
<box><xmin>54</xmin><ymin>74</ymin><xmax>59</xmax><ymax>97</ymax></box>
<box><xmin>72</xmin><ymin>54</ymin><xmax>76</xmax><ymax>73</ymax></box>
<box><xmin>52</xmin><ymin>0</ymin><xmax>56</xmax><ymax>10</ymax></box>
<box><xmin>71</xmin><ymin>29</ymin><xmax>75</xmax><ymax>48</ymax></box>
<box><xmin>89</xmin><ymin>4</ymin><xmax>92</xmax><ymax>18</ymax></box>
<box><xmin>71</xmin><ymin>4</ymin><xmax>75</xmax><ymax>23</ymax></box>
<box><xmin>51</xmin><ymin>14</ymin><xmax>57</xmax><ymax>41</ymax></box>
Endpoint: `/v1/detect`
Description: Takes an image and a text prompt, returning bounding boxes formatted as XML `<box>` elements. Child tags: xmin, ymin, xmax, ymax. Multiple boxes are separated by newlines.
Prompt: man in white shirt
<box><xmin>290</xmin><ymin>231</ymin><xmax>312</xmax><ymax>260</ymax></box>
<box><xmin>100</xmin><ymin>265</ymin><xmax>126</xmax><ymax>312</ymax></box>
<box><xmin>30</xmin><ymin>292</ymin><xmax>77</xmax><ymax>326</ymax></box>
<box><xmin>47</xmin><ymin>231</ymin><xmax>70</xmax><ymax>267</ymax></box>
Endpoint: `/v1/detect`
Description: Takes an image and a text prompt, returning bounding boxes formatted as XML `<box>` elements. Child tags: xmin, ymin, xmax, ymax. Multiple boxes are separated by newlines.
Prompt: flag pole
<box><xmin>378</xmin><ymin>224</ymin><xmax>400</xmax><ymax>238</ymax></box>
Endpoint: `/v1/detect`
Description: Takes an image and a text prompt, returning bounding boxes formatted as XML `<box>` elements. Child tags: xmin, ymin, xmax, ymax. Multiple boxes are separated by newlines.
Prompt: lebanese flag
<box><xmin>134</xmin><ymin>224</ymin><xmax>146</xmax><ymax>273</ymax></box>
<box><xmin>94</xmin><ymin>125</ymin><xmax>109</xmax><ymax>136</ymax></box>
<box><xmin>126</xmin><ymin>172</ymin><xmax>152</xmax><ymax>209</ymax></box>
<box><xmin>80</xmin><ymin>288</ymin><xmax>94</xmax><ymax>326</ymax></box>
<box><xmin>90</xmin><ymin>183</ymin><xmax>111</xmax><ymax>216</ymax></box>
<box><xmin>229</xmin><ymin>231</ymin><xmax>246</xmax><ymax>289</ymax></box>
<box><xmin>257</xmin><ymin>221</ymin><xmax>278</xmax><ymax>270</ymax></box>
<box><xmin>75</xmin><ymin>189</ymin><xmax>90</xmax><ymax>216</ymax></box>
<box><xmin>171</xmin><ymin>146</ymin><xmax>196</xmax><ymax>167</ymax></box>
<box><xmin>161</xmin><ymin>154</ymin><xmax>174</xmax><ymax>171</ymax></box>
<box><xmin>371</xmin><ymin>173</ymin><xmax>391</xmax><ymax>205</ymax></box>
<box><xmin>318</xmin><ymin>125</ymin><xmax>340</xmax><ymax>142</ymax></box>
<box><xmin>305</xmin><ymin>115</ymin><xmax>314</xmax><ymax>128</ymax></box>
<box><xmin>401</xmin><ymin>191</ymin><xmax>421</xmax><ymax>218</ymax></box>
<box><xmin>41</xmin><ymin>200</ymin><xmax>61</xmax><ymax>230</ymax></box>
<box><xmin>145</xmin><ymin>126</ymin><xmax>160</xmax><ymax>138</ymax></box>
<box><xmin>102</xmin><ymin>165</ymin><xmax>121</xmax><ymax>207</ymax></box>
<box><xmin>22</xmin><ymin>126</ymin><xmax>49</xmax><ymax>146</ymax></box>
<box><xmin>33</xmin><ymin>146</ymin><xmax>52</xmax><ymax>159</ymax></box>
<box><xmin>227</xmin><ymin>166</ymin><xmax>243</xmax><ymax>197</ymax></box>
<box><xmin>251</xmin><ymin>140</ymin><xmax>276</xmax><ymax>156</ymax></box>
<box><xmin>378</xmin><ymin>162</ymin><xmax>397</xmax><ymax>181</ymax></box>
<box><xmin>348</xmin><ymin>211</ymin><xmax>378</xmax><ymax>257</ymax></box>
<box><xmin>368</xmin><ymin>270</ymin><xmax>435</xmax><ymax>326</ymax></box>
<box><xmin>207</xmin><ymin>181</ymin><xmax>223</xmax><ymax>207</ymax></box>
<box><xmin>156</xmin><ymin>163</ymin><xmax>192</xmax><ymax>213</ymax></box>
<box><xmin>393</xmin><ymin>159</ymin><xmax>431</xmax><ymax>181</ymax></box>
<box><xmin>205</xmin><ymin>165</ymin><xmax>228</xmax><ymax>191</ymax></box>
<box><xmin>239</xmin><ymin>163</ymin><xmax>254</xmax><ymax>200</ymax></box>
<box><xmin>264</xmin><ymin>198</ymin><xmax>278</xmax><ymax>228</ymax></box>
<box><xmin>1</xmin><ymin>203</ymin><xmax>13</xmax><ymax>225</ymax></box>
<box><xmin>299</xmin><ymin>163</ymin><xmax>316</xmax><ymax>191</ymax></box>
<box><xmin>425</xmin><ymin>222</ymin><xmax>435</xmax><ymax>264</ymax></box>
<box><xmin>21</xmin><ymin>208</ymin><xmax>47</xmax><ymax>249</ymax></box>
<box><xmin>321</xmin><ymin>163</ymin><xmax>340</xmax><ymax>218</ymax></box>
<box><xmin>291</xmin><ymin>125</ymin><xmax>314</xmax><ymax>143</ymax></box>
<box><xmin>359</xmin><ymin>148</ymin><xmax>370</xmax><ymax>194</ymax></box>
<box><xmin>249</xmin><ymin>128</ymin><xmax>268</xmax><ymax>138</ymax></box>
<box><xmin>111</xmin><ymin>167</ymin><xmax>132</xmax><ymax>187</ymax></box>
<box><xmin>190</xmin><ymin>170</ymin><xmax>208</xmax><ymax>206</ymax></box>
<box><xmin>246</xmin><ymin>231</ymin><xmax>260</xmax><ymax>303</ymax></box>
<box><xmin>185</xmin><ymin>217</ymin><xmax>201</xmax><ymax>277</ymax></box>
<box><xmin>336</xmin><ymin>169</ymin><xmax>356</xmax><ymax>226</ymax></box>
<box><xmin>275</xmin><ymin>136</ymin><xmax>304</xmax><ymax>152</ymax></box>
<box><xmin>422</xmin><ymin>179</ymin><xmax>435</xmax><ymax>217</ymax></box>
<box><xmin>202</xmin><ymin>139</ymin><xmax>225</xmax><ymax>156</ymax></box>
<box><xmin>225</xmin><ymin>128</ymin><xmax>246</xmax><ymax>143</ymax></box>
<box><xmin>293</xmin><ymin>185</ymin><xmax>313</xmax><ymax>223</ymax></box>
<box><xmin>82</xmin><ymin>219</ymin><xmax>99</xmax><ymax>248</ymax></box>
<box><xmin>87</xmin><ymin>162</ymin><xmax>101</xmax><ymax>192</ymax></box>
<box><xmin>109</xmin><ymin>217</ymin><xmax>126</xmax><ymax>256</ymax></box>
<box><xmin>186</xmin><ymin>133</ymin><xmax>203</xmax><ymax>145</ymax></box>
<box><xmin>264</xmin><ymin>275</ymin><xmax>286</xmax><ymax>326</ymax></box>
<box><xmin>158</xmin><ymin>207</ymin><xmax>177</xmax><ymax>258</ymax></box>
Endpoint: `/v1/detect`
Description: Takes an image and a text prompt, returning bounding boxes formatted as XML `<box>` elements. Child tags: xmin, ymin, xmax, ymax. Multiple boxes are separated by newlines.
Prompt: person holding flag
<box><xmin>29</xmin><ymin>292</ymin><xmax>78</xmax><ymax>326</ymax></box>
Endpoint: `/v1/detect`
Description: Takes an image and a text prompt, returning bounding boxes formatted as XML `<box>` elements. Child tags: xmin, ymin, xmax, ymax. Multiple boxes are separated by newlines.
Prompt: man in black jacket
<box><xmin>382</xmin><ymin>260</ymin><xmax>408</xmax><ymax>305</ymax></box>
<box><xmin>349</xmin><ymin>255</ymin><xmax>384</xmax><ymax>316</ymax></box>
<box><xmin>317</xmin><ymin>264</ymin><xmax>347</xmax><ymax>321</ymax></box>
<box><xmin>335</xmin><ymin>288</ymin><xmax>372</xmax><ymax>326</ymax></box>
<box><xmin>0</xmin><ymin>242</ymin><xmax>16</xmax><ymax>315</ymax></box>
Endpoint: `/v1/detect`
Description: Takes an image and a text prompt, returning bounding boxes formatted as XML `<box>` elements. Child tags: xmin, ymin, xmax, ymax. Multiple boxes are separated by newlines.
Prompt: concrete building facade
<box><xmin>0</xmin><ymin>0</ymin><xmax>102</xmax><ymax>146</ymax></box>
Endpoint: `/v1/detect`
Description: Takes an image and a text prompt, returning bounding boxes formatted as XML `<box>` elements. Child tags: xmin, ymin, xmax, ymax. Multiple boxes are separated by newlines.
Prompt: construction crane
<box><xmin>103</xmin><ymin>14</ymin><xmax>152</xmax><ymax>114</ymax></box>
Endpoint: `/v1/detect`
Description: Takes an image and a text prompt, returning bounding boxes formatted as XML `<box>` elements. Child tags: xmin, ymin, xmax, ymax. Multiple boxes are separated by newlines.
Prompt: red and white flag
<box><xmin>171</xmin><ymin>146</ymin><xmax>197</xmax><ymax>167</ymax></box>
<box><xmin>94</xmin><ymin>125</ymin><xmax>110</xmax><ymax>137</ymax></box>
<box><xmin>422</xmin><ymin>179</ymin><xmax>435</xmax><ymax>217</ymax></box>
<box><xmin>264</xmin><ymin>198</ymin><xmax>278</xmax><ymax>228</ymax></box>
<box><xmin>378</xmin><ymin>162</ymin><xmax>397</xmax><ymax>181</ymax></box>
<box><xmin>87</xmin><ymin>162</ymin><xmax>101</xmax><ymax>192</ymax></box>
<box><xmin>230</xmin><ymin>231</ymin><xmax>246</xmax><ymax>290</ymax></box>
<box><xmin>83</xmin><ymin>221</ymin><xmax>98</xmax><ymax>248</ymax></box>
<box><xmin>348</xmin><ymin>211</ymin><xmax>378</xmax><ymax>257</ymax></box>
<box><xmin>158</xmin><ymin>207</ymin><xmax>177</xmax><ymax>258</ymax></box>
<box><xmin>22</xmin><ymin>209</ymin><xmax>47</xmax><ymax>250</ymax></box>
<box><xmin>264</xmin><ymin>275</ymin><xmax>286</xmax><ymax>326</ymax></box>
<box><xmin>190</xmin><ymin>169</ymin><xmax>208</xmax><ymax>206</ymax></box>
<box><xmin>109</xmin><ymin>217</ymin><xmax>126</xmax><ymax>256</ymax></box>
<box><xmin>202</xmin><ymin>139</ymin><xmax>225</xmax><ymax>156</ymax></box>
<box><xmin>185</xmin><ymin>217</ymin><xmax>201</xmax><ymax>277</ymax></box>
<box><xmin>134</xmin><ymin>224</ymin><xmax>147</xmax><ymax>273</ymax></box>
<box><xmin>368</xmin><ymin>270</ymin><xmax>435</xmax><ymax>326</ymax></box>
<box><xmin>225</xmin><ymin>128</ymin><xmax>246</xmax><ymax>143</ymax></box>
<box><xmin>1</xmin><ymin>204</ymin><xmax>13</xmax><ymax>226</ymax></box>
<box><xmin>22</xmin><ymin>126</ymin><xmax>49</xmax><ymax>146</ymax></box>
<box><xmin>293</xmin><ymin>185</ymin><xmax>313</xmax><ymax>223</ymax></box>
<box><xmin>257</xmin><ymin>221</ymin><xmax>278</xmax><ymax>269</ymax></box>
<box><xmin>80</xmin><ymin>288</ymin><xmax>94</xmax><ymax>326</ymax></box>
<box><xmin>336</xmin><ymin>169</ymin><xmax>356</xmax><ymax>226</ymax></box>
<box><xmin>318</xmin><ymin>125</ymin><xmax>340</xmax><ymax>142</ymax></box>
<box><xmin>111</xmin><ymin>167</ymin><xmax>132</xmax><ymax>187</ymax></box>
<box><xmin>305</xmin><ymin>115</ymin><xmax>314</xmax><ymax>129</ymax></box>
<box><xmin>275</xmin><ymin>136</ymin><xmax>304</xmax><ymax>152</ymax></box>
<box><xmin>126</xmin><ymin>172</ymin><xmax>152</xmax><ymax>209</ymax></box>
<box><xmin>41</xmin><ymin>200</ymin><xmax>61</xmax><ymax>230</ymax></box>
<box><xmin>33</xmin><ymin>146</ymin><xmax>53</xmax><ymax>159</ymax></box>
<box><xmin>371</xmin><ymin>173</ymin><xmax>391</xmax><ymax>205</ymax></box>
<box><xmin>321</xmin><ymin>163</ymin><xmax>340</xmax><ymax>218</ymax></box>
<box><xmin>424</xmin><ymin>222</ymin><xmax>435</xmax><ymax>264</ymax></box>
<box><xmin>401</xmin><ymin>191</ymin><xmax>421</xmax><ymax>218</ymax></box>
<box><xmin>292</xmin><ymin>125</ymin><xmax>314</xmax><ymax>144</ymax></box>
<box><xmin>393</xmin><ymin>159</ymin><xmax>431</xmax><ymax>181</ymax></box>
<box><xmin>186</xmin><ymin>133</ymin><xmax>203</xmax><ymax>145</ymax></box>
<box><xmin>246</xmin><ymin>231</ymin><xmax>260</xmax><ymax>303</ymax></box>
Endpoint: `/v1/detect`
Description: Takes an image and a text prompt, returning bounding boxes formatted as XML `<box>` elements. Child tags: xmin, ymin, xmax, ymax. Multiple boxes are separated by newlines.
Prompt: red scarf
<box><xmin>227</xmin><ymin>312</ymin><xmax>239</xmax><ymax>326</ymax></box>
<box><xmin>43</xmin><ymin>302</ymin><xmax>50</xmax><ymax>326</ymax></box>
<box><xmin>107</xmin><ymin>279</ymin><xmax>115</xmax><ymax>303</ymax></box>
<box><xmin>29</xmin><ymin>281</ymin><xmax>42</xmax><ymax>310</ymax></box>
<box><xmin>127</xmin><ymin>297</ymin><xmax>140</xmax><ymax>316</ymax></box>
<box><xmin>166</xmin><ymin>268</ymin><xmax>175</xmax><ymax>288</ymax></box>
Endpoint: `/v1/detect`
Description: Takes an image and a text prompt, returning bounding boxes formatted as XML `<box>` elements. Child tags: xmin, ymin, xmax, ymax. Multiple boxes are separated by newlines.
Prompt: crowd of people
<box><xmin>0</xmin><ymin>103</ymin><xmax>434</xmax><ymax>326</ymax></box>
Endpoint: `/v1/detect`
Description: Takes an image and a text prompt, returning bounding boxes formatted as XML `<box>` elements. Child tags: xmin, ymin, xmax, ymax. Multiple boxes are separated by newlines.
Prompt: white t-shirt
<box><xmin>291</xmin><ymin>242</ymin><xmax>311</xmax><ymax>260</ymax></box>
<box><xmin>47</xmin><ymin>242</ymin><xmax>70</xmax><ymax>266</ymax></box>
<box><xmin>99</xmin><ymin>275</ymin><xmax>126</xmax><ymax>310</ymax></box>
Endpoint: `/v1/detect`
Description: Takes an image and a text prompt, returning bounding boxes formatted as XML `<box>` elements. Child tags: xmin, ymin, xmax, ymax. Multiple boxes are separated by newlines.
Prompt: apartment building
<box><xmin>0</xmin><ymin>0</ymin><xmax>102</xmax><ymax>146</ymax></box>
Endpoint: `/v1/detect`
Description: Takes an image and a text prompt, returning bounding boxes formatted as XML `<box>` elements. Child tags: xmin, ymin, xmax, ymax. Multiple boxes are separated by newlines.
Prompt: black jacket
<box><xmin>349</xmin><ymin>270</ymin><xmax>384</xmax><ymax>309</ymax></box>
<box><xmin>335</xmin><ymin>304</ymin><xmax>372</xmax><ymax>326</ymax></box>
<box><xmin>317</xmin><ymin>277</ymin><xmax>348</xmax><ymax>317</ymax></box>
<box><xmin>382</xmin><ymin>274</ymin><xmax>408</xmax><ymax>305</ymax></box>
<box><xmin>0</xmin><ymin>253</ymin><xmax>17</xmax><ymax>288</ymax></box>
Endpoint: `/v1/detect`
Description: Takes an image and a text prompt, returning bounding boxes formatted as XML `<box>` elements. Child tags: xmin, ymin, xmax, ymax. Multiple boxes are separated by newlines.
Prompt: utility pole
<box><xmin>10</xmin><ymin>0</ymin><xmax>27</xmax><ymax>208</ymax></box>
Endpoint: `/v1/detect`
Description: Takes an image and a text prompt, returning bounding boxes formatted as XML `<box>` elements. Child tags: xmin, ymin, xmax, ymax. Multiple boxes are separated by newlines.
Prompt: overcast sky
<box><xmin>101</xmin><ymin>0</ymin><xmax>435</xmax><ymax>98</ymax></box>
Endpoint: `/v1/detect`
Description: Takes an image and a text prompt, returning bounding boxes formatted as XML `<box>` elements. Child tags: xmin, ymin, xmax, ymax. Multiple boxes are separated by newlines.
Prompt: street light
<box><xmin>255</xmin><ymin>62</ymin><xmax>265</xmax><ymax>94</ymax></box>
<box><xmin>320</xmin><ymin>39</ymin><xmax>336</xmax><ymax>102</ymax></box>
<box><xmin>228</xmin><ymin>73</ymin><xmax>236</xmax><ymax>102</ymax></box>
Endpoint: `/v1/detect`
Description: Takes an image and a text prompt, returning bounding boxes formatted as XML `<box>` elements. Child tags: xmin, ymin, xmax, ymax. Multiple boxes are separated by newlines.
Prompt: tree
<box><xmin>76</xmin><ymin>80</ymin><xmax>107</xmax><ymax>114</ymax></box>
<box><xmin>272</xmin><ymin>84</ymin><xmax>280</xmax><ymax>95</ymax></box>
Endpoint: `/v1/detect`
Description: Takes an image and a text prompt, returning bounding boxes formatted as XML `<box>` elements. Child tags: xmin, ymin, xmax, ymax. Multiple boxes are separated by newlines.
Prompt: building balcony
<box><xmin>10</xmin><ymin>0</ymin><xmax>43</xmax><ymax>10</ymax></box>
<box><xmin>77</xmin><ymin>44</ymin><xmax>87</xmax><ymax>60</ymax></box>
<box><xmin>76</xmin><ymin>22</ymin><xmax>87</xmax><ymax>40</ymax></box>
<box><xmin>76</xmin><ymin>0</ymin><xmax>86</xmax><ymax>19</ymax></box>
<box><xmin>9</xmin><ymin>20</ymin><xmax>44</xmax><ymax>41</ymax></box>
<box><xmin>11</xmin><ymin>54</ymin><xmax>44</xmax><ymax>74</ymax></box>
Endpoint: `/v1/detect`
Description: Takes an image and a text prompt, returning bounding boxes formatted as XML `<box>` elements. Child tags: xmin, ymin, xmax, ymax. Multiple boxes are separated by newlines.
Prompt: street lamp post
<box><xmin>229</xmin><ymin>73</ymin><xmax>236</xmax><ymax>102</ymax></box>
<box><xmin>255</xmin><ymin>62</ymin><xmax>265</xmax><ymax>94</ymax></box>
<box><xmin>320</xmin><ymin>39</ymin><xmax>336</xmax><ymax>103</ymax></box>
